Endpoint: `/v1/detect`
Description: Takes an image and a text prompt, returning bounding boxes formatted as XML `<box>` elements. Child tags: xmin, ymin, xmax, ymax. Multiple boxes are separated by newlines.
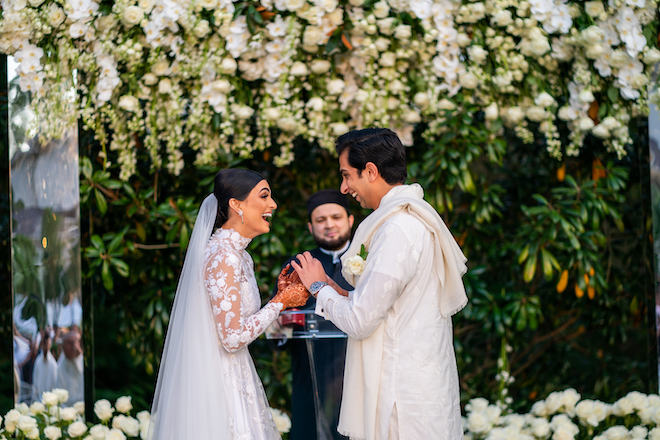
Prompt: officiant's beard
<box><xmin>313</xmin><ymin>230</ymin><xmax>351</xmax><ymax>251</ymax></box>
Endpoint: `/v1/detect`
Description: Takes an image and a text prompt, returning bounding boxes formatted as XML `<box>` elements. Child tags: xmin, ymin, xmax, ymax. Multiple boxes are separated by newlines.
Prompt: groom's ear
<box><xmin>364</xmin><ymin>162</ymin><xmax>379</xmax><ymax>182</ymax></box>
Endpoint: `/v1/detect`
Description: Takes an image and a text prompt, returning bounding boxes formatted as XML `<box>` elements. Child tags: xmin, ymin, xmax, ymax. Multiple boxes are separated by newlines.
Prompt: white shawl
<box><xmin>337</xmin><ymin>183</ymin><xmax>468</xmax><ymax>439</ymax></box>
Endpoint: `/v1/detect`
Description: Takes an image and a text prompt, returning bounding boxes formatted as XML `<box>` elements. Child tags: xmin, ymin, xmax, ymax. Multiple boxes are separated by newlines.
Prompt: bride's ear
<box><xmin>228</xmin><ymin>198</ymin><xmax>241</xmax><ymax>214</ymax></box>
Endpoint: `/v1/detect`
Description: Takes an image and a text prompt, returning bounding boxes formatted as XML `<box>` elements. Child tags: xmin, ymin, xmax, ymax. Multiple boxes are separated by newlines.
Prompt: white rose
<box><xmin>558</xmin><ymin>106</ymin><xmax>578</xmax><ymax>121</ymax></box>
<box><xmin>307</xmin><ymin>97</ymin><xmax>324</xmax><ymax>111</ymax></box>
<box><xmin>394</xmin><ymin>25</ymin><xmax>411</xmax><ymax>39</ymax></box>
<box><xmin>138</xmin><ymin>0</ymin><xmax>156</xmax><ymax>12</ymax></box>
<box><xmin>142</xmin><ymin>73</ymin><xmax>158</xmax><ymax>86</ymax></box>
<box><xmin>578</xmin><ymin>89</ymin><xmax>594</xmax><ymax>103</ymax></box>
<box><xmin>526</xmin><ymin>106</ymin><xmax>547</xmax><ymax>122</ymax></box>
<box><xmin>303</xmin><ymin>26</ymin><xmax>324</xmax><ymax>46</ymax></box>
<box><xmin>484</xmin><ymin>102</ymin><xmax>498</xmax><ymax>120</ymax></box>
<box><xmin>644</xmin><ymin>48</ymin><xmax>660</xmax><ymax>64</ymax></box>
<box><xmin>211</xmin><ymin>79</ymin><xmax>231</xmax><ymax>94</ymax></box>
<box><xmin>29</xmin><ymin>402</ymin><xmax>45</xmax><ymax>415</ymax></box>
<box><xmin>60</xmin><ymin>407</ymin><xmax>77</xmax><ymax>421</ymax></box>
<box><xmin>44</xmin><ymin>426</ymin><xmax>62</xmax><ymax>440</ymax></box>
<box><xmin>94</xmin><ymin>399</ymin><xmax>114</xmax><ymax>422</ymax></box>
<box><xmin>466</xmin><ymin>411</ymin><xmax>491</xmax><ymax>434</ymax></box>
<box><xmin>437</xmin><ymin>98</ymin><xmax>455</xmax><ymax>110</ymax></box>
<box><xmin>529</xmin><ymin>36</ymin><xmax>550</xmax><ymax>56</ymax></box>
<box><xmin>414</xmin><ymin>92</ymin><xmax>431</xmax><ymax>108</ymax></box>
<box><xmin>118</xmin><ymin>95</ymin><xmax>140</xmax><ymax>112</ymax></box>
<box><xmin>68</xmin><ymin>421</ymin><xmax>88</xmax><ymax>437</ymax></box>
<box><xmin>290</xmin><ymin>61</ymin><xmax>308</xmax><ymax>76</ymax></box>
<box><xmin>42</xmin><ymin>391</ymin><xmax>59</xmax><ymax>406</ymax></box>
<box><xmin>327</xmin><ymin>9</ymin><xmax>343</xmax><ymax>26</ymax></box>
<box><xmin>379</xmin><ymin>52</ymin><xmax>396</xmax><ymax>67</ymax></box>
<box><xmin>581</xmin><ymin>26</ymin><xmax>603</xmax><ymax>44</ymax></box>
<box><xmin>28</xmin><ymin>0</ymin><xmax>44</xmax><ymax>5</ymax></box>
<box><xmin>403</xmin><ymin>109</ymin><xmax>421</xmax><ymax>123</ymax></box>
<box><xmin>592</xmin><ymin>124</ymin><xmax>610</xmax><ymax>138</ymax></box>
<box><xmin>374</xmin><ymin>37</ymin><xmax>390</xmax><ymax>51</ymax></box>
<box><xmin>504</xmin><ymin>107</ymin><xmax>524</xmax><ymax>124</ymax></box>
<box><xmin>530</xmin><ymin>418</ymin><xmax>550</xmax><ymax>437</ymax></box>
<box><xmin>459</xmin><ymin>72</ymin><xmax>478</xmax><ymax>89</ymax></box>
<box><xmin>233</xmin><ymin>104</ymin><xmax>254</xmax><ymax>120</ymax></box>
<box><xmin>346</xmin><ymin>255</ymin><xmax>366</xmax><ymax>275</ymax></box>
<box><xmin>118</xmin><ymin>416</ymin><xmax>140</xmax><ymax>436</ymax></box>
<box><xmin>377</xmin><ymin>17</ymin><xmax>395</xmax><ymax>35</ymax></box>
<box><xmin>158</xmin><ymin>78</ymin><xmax>172</xmax><ymax>94</ymax></box>
<box><xmin>219</xmin><ymin>57</ymin><xmax>237</xmax><ymax>74</ymax></box>
<box><xmin>197</xmin><ymin>0</ymin><xmax>217</xmax><ymax>8</ymax></box>
<box><xmin>327</xmin><ymin>79</ymin><xmax>344</xmax><ymax>95</ymax></box>
<box><xmin>585</xmin><ymin>44</ymin><xmax>605</xmax><ymax>59</ymax></box>
<box><xmin>373</xmin><ymin>1</ymin><xmax>389</xmax><ymax>18</ymax></box>
<box><xmin>277</xmin><ymin>117</ymin><xmax>298</xmax><ymax>131</ymax></box>
<box><xmin>48</xmin><ymin>5</ymin><xmax>65</xmax><ymax>27</ymax></box>
<box><xmin>310</xmin><ymin>59</ymin><xmax>331</xmax><ymax>74</ymax></box>
<box><xmin>600</xmin><ymin>116</ymin><xmax>619</xmax><ymax>130</ymax></box>
<box><xmin>468</xmin><ymin>45</ymin><xmax>488</xmax><ymax>64</ymax></box>
<box><xmin>194</xmin><ymin>20</ymin><xmax>211</xmax><ymax>38</ymax></box>
<box><xmin>355</xmin><ymin>89</ymin><xmax>369</xmax><ymax>102</ymax></box>
<box><xmin>68</xmin><ymin>21</ymin><xmax>88</xmax><ymax>39</ymax></box>
<box><xmin>492</xmin><ymin>9</ymin><xmax>513</xmax><ymax>26</ymax></box>
<box><xmin>330</xmin><ymin>122</ymin><xmax>349</xmax><ymax>136</ymax></box>
<box><xmin>456</xmin><ymin>33</ymin><xmax>471</xmax><ymax>47</ymax></box>
<box><xmin>263</xmin><ymin>108</ymin><xmax>280</xmax><ymax>120</ymax></box>
<box><xmin>89</xmin><ymin>424</ymin><xmax>109</xmax><ymax>440</ymax></box>
<box><xmin>585</xmin><ymin>1</ymin><xmax>604</xmax><ymax>17</ymax></box>
<box><xmin>123</xmin><ymin>5</ymin><xmax>143</xmax><ymax>26</ymax></box>
<box><xmin>270</xmin><ymin>408</ymin><xmax>292</xmax><ymax>433</ymax></box>
<box><xmin>106</xmin><ymin>429</ymin><xmax>126</xmax><ymax>440</ymax></box>
<box><xmin>17</xmin><ymin>415</ymin><xmax>37</xmax><ymax>432</ymax></box>
<box><xmin>136</xmin><ymin>410</ymin><xmax>150</xmax><ymax>425</ymax></box>
<box><xmin>25</xmin><ymin>428</ymin><xmax>40</xmax><ymax>440</ymax></box>
<box><xmin>115</xmin><ymin>396</ymin><xmax>132</xmax><ymax>414</ymax></box>
<box><xmin>578</xmin><ymin>117</ymin><xmax>595</xmax><ymax>131</ymax></box>
<box><xmin>284</xmin><ymin>0</ymin><xmax>305</xmax><ymax>11</ymax></box>
<box><xmin>535</xmin><ymin>92</ymin><xmax>555</xmax><ymax>107</ymax></box>
<box><xmin>152</xmin><ymin>60</ymin><xmax>170</xmax><ymax>76</ymax></box>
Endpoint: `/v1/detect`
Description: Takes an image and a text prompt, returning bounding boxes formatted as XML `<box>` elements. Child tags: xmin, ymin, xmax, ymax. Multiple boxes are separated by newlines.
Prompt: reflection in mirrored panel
<box><xmin>8</xmin><ymin>57</ymin><xmax>83</xmax><ymax>406</ymax></box>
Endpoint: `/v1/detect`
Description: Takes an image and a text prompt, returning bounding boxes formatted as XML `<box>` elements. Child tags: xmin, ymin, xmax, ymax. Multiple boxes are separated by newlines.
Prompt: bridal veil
<box><xmin>149</xmin><ymin>194</ymin><xmax>230</xmax><ymax>439</ymax></box>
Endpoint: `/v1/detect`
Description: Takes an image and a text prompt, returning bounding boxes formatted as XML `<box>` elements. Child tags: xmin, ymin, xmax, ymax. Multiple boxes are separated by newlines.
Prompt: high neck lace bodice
<box><xmin>213</xmin><ymin>227</ymin><xmax>252</xmax><ymax>251</ymax></box>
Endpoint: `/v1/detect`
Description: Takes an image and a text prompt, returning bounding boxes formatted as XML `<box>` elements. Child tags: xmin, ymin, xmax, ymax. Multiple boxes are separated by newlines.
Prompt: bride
<box><xmin>149</xmin><ymin>169</ymin><xmax>308</xmax><ymax>439</ymax></box>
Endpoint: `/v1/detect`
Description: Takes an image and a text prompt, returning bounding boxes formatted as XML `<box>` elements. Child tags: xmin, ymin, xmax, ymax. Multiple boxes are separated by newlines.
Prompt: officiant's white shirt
<box><xmin>315</xmin><ymin>209</ymin><xmax>462</xmax><ymax>439</ymax></box>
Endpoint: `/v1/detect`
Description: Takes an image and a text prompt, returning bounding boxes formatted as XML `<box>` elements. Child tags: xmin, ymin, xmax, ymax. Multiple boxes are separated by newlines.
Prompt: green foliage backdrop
<box><xmin>82</xmin><ymin>113</ymin><xmax>656</xmax><ymax>414</ymax></box>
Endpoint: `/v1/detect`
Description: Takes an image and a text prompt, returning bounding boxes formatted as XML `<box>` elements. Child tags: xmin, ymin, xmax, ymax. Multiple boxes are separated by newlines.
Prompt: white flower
<box><xmin>346</xmin><ymin>255</ymin><xmax>366</xmax><ymax>275</ymax></box>
<box><xmin>117</xmin><ymin>415</ymin><xmax>140</xmax><ymax>436</ymax></box>
<box><xmin>152</xmin><ymin>60</ymin><xmax>170</xmax><ymax>76</ymax></box>
<box><xmin>60</xmin><ymin>407</ymin><xmax>78</xmax><ymax>421</ymax></box>
<box><xmin>379</xmin><ymin>52</ymin><xmax>396</xmax><ymax>67</ymax></box>
<box><xmin>410</xmin><ymin>0</ymin><xmax>432</xmax><ymax>19</ymax></box>
<box><xmin>468</xmin><ymin>45</ymin><xmax>488</xmax><ymax>64</ymax></box>
<box><xmin>505</xmin><ymin>107</ymin><xmax>525</xmax><ymax>124</ymax></box>
<box><xmin>437</xmin><ymin>99</ymin><xmax>455</xmax><ymax>110</ymax></box>
<box><xmin>327</xmin><ymin>79</ymin><xmax>344</xmax><ymax>95</ymax></box>
<box><xmin>290</xmin><ymin>62</ymin><xmax>308</xmax><ymax>76</ymax></box>
<box><xmin>17</xmin><ymin>415</ymin><xmax>37</xmax><ymax>432</ymax></box>
<box><xmin>535</xmin><ymin>92</ymin><xmax>556</xmax><ymax>108</ymax></box>
<box><xmin>48</xmin><ymin>4</ymin><xmax>66</xmax><ymax>27</ymax></box>
<box><xmin>89</xmin><ymin>424</ymin><xmax>109</xmax><ymax>440</ymax></box>
<box><xmin>578</xmin><ymin>89</ymin><xmax>594</xmax><ymax>104</ymax></box>
<box><xmin>307</xmin><ymin>97</ymin><xmax>325</xmax><ymax>111</ymax></box>
<box><xmin>158</xmin><ymin>78</ymin><xmax>172</xmax><ymax>94</ymax></box>
<box><xmin>233</xmin><ymin>104</ymin><xmax>254</xmax><ymax>120</ymax></box>
<box><xmin>558</xmin><ymin>106</ymin><xmax>578</xmax><ymax>121</ymax></box>
<box><xmin>373</xmin><ymin>1</ymin><xmax>389</xmax><ymax>18</ymax></box>
<box><xmin>44</xmin><ymin>426</ymin><xmax>62</xmax><ymax>440</ymax></box>
<box><xmin>592</xmin><ymin>124</ymin><xmax>610</xmax><ymax>139</ymax></box>
<box><xmin>68</xmin><ymin>421</ymin><xmax>88</xmax><ymax>437</ymax></box>
<box><xmin>303</xmin><ymin>26</ymin><xmax>325</xmax><ymax>46</ymax></box>
<box><xmin>484</xmin><ymin>102</ymin><xmax>498</xmax><ymax>120</ymax></box>
<box><xmin>118</xmin><ymin>95</ymin><xmax>140</xmax><ymax>112</ymax></box>
<box><xmin>42</xmin><ymin>391</ymin><xmax>59</xmax><ymax>406</ymax></box>
<box><xmin>115</xmin><ymin>396</ymin><xmax>132</xmax><ymax>414</ymax></box>
<box><xmin>123</xmin><ymin>5</ymin><xmax>143</xmax><ymax>26</ymax></box>
<box><xmin>585</xmin><ymin>1</ymin><xmax>604</xmax><ymax>17</ymax></box>
<box><xmin>459</xmin><ymin>71</ymin><xmax>478</xmax><ymax>89</ymax></box>
<box><xmin>74</xmin><ymin>401</ymin><xmax>85</xmax><ymax>415</ymax></box>
<box><xmin>277</xmin><ymin>117</ymin><xmax>298</xmax><ymax>131</ymax></box>
<box><xmin>284</xmin><ymin>0</ymin><xmax>305</xmax><ymax>11</ymax></box>
<box><xmin>526</xmin><ymin>106</ymin><xmax>547</xmax><ymax>122</ymax></box>
<box><xmin>492</xmin><ymin>9</ymin><xmax>513</xmax><ymax>26</ymax></box>
<box><xmin>220</xmin><ymin>58</ymin><xmax>237</xmax><ymax>74</ymax></box>
<box><xmin>68</xmin><ymin>21</ymin><xmax>88</xmax><ymax>39</ymax></box>
<box><xmin>194</xmin><ymin>20</ymin><xmax>211</xmax><ymax>38</ymax></box>
<box><xmin>106</xmin><ymin>429</ymin><xmax>126</xmax><ymax>440</ymax></box>
<box><xmin>29</xmin><ymin>402</ymin><xmax>45</xmax><ymax>415</ymax></box>
<box><xmin>94</xmin><ymin>399</ymin><xmax>114</xmax><ymax>422</ymax></box>
<box><xmin>577</xmin><ymin>117</ymin><xmax>595</xmax><ymax>131</ymax></box>
<box><xmin>394</xmin><ymin>25</ymin><xmax>411</xmax><ymax>39</ymax></box>
<box><xmin>310</xmin><ymin>59</ymin><xmax>331</xmax><ymax>74</ymax></box>
<box><xmin>270</xmin><ymin>408</ymin><xmax>291</xmax><ymax>433</ymax></box>
<box><xmin>330</xmin><ymin>122</ymin><xmax>349</xmax><ymax>136</ymax></box>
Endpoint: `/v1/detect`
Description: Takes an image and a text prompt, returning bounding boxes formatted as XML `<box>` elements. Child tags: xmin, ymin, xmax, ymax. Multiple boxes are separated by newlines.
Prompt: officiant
<box><xmin>274</xmin><ymin>189</ymin><xmax>355</xmax><ymax>440</ymax></box>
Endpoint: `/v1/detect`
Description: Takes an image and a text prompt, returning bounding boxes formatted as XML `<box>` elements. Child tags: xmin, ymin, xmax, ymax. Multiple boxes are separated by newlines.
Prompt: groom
<box><xmin>292</xmin><ymin>128</ymin><xmax>468</xmax><ymax>440</ymax></box>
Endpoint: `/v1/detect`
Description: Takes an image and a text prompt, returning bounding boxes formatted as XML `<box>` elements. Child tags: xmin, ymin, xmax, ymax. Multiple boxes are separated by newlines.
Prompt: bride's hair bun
<box><xmin>213</xmin><ymin>169</ymin><xmax>264</xmax><ymax>230</ymax></box>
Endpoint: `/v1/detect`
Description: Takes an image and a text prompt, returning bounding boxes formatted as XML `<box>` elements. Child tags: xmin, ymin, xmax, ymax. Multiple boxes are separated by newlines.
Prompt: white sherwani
<box><xmin>315</xmin><ymin>184</ymin><xmax>466</xmax><ymax>440</ymax></box>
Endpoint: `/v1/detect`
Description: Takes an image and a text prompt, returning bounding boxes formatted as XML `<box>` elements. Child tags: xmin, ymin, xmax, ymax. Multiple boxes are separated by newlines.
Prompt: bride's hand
<box><xmin>277</xmin><ymin>264</ymin><xmax>294</xmax><ymax>293</ymax></box>
<box><xmin>273</xmin><ymin>280</ymin><xmax>309</xmax><ymax>309</ymax></box>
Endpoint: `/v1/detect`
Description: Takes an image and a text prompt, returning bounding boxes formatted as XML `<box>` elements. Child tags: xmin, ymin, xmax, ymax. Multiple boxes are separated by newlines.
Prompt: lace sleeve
<box><xmin>204</xmin><ymin>250</ymin><xmax>283</xmax><ymax>353</ymax></box>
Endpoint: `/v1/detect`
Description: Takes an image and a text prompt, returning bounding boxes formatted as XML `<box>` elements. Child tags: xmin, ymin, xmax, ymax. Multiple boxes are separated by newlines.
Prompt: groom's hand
<box><xmin>291</xmin><ymin>252</ymin><xmax>327</xmax><ymax>290</ymax></box>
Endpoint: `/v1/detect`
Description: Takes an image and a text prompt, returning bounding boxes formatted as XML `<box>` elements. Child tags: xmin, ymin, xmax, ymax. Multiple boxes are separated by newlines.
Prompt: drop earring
<box><xmin>237</xmin><ymin>209</ymin><xmax>244</xmax><ymax>224</ymax></box>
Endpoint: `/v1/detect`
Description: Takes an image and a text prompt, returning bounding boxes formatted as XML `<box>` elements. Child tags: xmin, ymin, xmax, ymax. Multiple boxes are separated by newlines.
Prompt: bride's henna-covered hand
<box><xmin>273</xmin><ymin>281</ymin><xmax>309</xmax><ymax>309</ymax></box>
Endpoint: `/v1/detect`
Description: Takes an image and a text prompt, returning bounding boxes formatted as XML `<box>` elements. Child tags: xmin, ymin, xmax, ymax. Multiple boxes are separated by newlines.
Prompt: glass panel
<box><xmin>7</xmin><ymin>57</ymin><xmax>83</xmax><ymax>405</ymax></box>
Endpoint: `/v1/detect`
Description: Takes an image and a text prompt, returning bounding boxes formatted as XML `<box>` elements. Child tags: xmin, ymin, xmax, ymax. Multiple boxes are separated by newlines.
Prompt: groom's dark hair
<box><xmin>335</xmin><ymin>128</ymin><xmax>407</xmax><ymax>185</ymax></box>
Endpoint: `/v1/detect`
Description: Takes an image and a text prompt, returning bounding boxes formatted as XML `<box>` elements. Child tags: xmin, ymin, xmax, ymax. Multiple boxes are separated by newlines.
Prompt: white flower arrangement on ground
<box><xmin>0</xmin><ymin>389</ymin><xmax>291</xmax><ymax>439</ymax></box>
<box><xmin>464</xmin><ymin>389</ymin><xmax>660</xmax><ymax>440</ymax></box>
<box><xmin>0</xmin><ymin>0</ymin><xmax>658</xmax><ymax>179</ymax></box>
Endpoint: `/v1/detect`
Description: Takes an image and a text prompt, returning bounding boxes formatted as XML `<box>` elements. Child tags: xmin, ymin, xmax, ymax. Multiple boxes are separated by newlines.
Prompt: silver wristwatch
<box><xmin>309</xmin><ymin>281</ymin><xmax>328</xmax><ymax>297</ymax></box>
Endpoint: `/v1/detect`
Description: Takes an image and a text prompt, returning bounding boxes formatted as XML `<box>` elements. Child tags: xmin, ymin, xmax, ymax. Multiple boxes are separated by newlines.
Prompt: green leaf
<box><xmin>95</xmin><ymin>189</ymin><xmax>107</xmax><ymax>215</ymax></box>
<box><xmin>541</xmin><ymin>249</ymin><xmax>553</xmax><ymax>279</ymax></box>
<box><xmin>523</xmin><ymin>253</ymin><xmax>537</xmax><ymax>283</ymax></box>
<box><xmin>518</xmin><ymin>245</ymin><xmax>529</xmax><ymax>264</ymax></box>
<box><xmin>102</xmin><ymin>261</ymin><xmax>113</xmax><ymax>291</ymax></box>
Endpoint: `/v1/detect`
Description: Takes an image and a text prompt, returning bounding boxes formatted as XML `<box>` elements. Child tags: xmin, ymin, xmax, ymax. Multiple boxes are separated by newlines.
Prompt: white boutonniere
<box><xmin>346</xmin><ymin>244</ymin><xmax>368</xmax><ymax>276</ymax></box>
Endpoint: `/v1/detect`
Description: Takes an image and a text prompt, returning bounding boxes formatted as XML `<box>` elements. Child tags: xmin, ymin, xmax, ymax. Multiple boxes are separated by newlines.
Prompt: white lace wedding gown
<box><xmin>202</xmin><ymin>227</ymin><xmax>283</xmax><ymax>440</ymax></box>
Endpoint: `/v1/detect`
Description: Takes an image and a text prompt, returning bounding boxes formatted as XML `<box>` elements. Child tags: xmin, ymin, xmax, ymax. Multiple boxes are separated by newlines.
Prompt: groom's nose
<box><xmin>340</xmin><ymin>180</ymin><xmax>348</xmax><ymax>194</ymax></box>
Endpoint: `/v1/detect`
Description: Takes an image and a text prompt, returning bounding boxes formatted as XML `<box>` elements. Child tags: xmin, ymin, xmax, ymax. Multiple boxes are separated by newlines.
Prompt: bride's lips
<box><xmin>262</xmin><ymin>212</ymin><xmax>273</xmax><ymax>225</ymax></box>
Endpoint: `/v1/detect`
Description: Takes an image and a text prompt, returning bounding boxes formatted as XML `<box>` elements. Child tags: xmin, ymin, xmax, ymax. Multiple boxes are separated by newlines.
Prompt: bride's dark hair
<box><xmin>213</xmin><ymin>169</ymin><xmax>264</xmax><ymax>230</ymax></box>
